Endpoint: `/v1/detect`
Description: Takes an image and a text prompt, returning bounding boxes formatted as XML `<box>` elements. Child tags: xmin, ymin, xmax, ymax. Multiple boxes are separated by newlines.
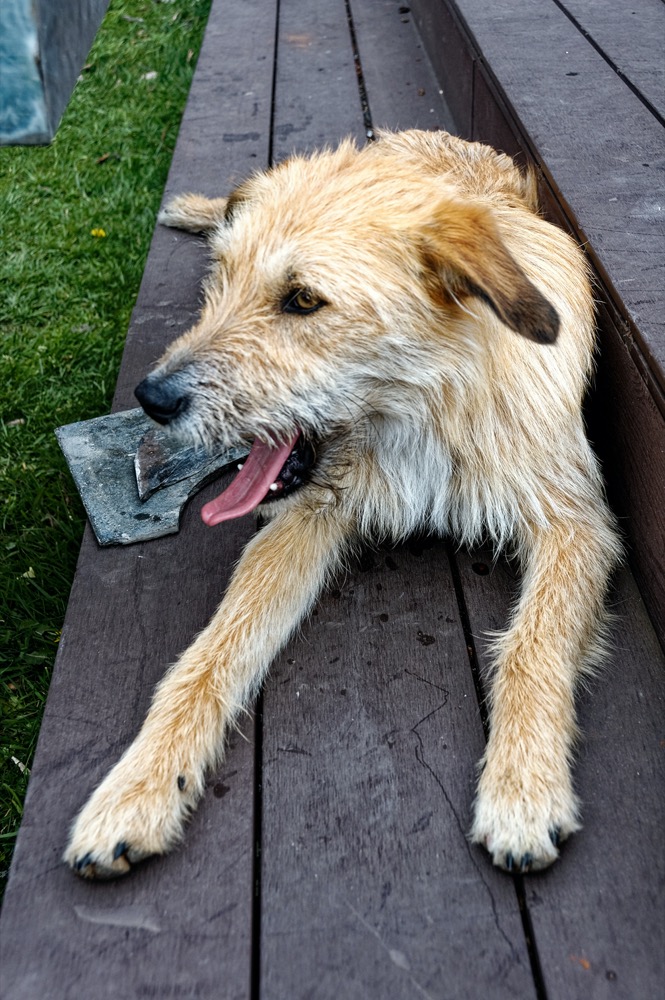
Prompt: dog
<box><xmin>64</xmin><ymin>129</ymin><xmax>621</xmax><ymax>878</ymax></box>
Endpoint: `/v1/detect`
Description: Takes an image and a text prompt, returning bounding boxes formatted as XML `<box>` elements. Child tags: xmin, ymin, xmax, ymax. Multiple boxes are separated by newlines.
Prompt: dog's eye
<box><xmin>282</xmin><ymin>288</ymin><xmax>326</xmax><ymax>315</ymax></box>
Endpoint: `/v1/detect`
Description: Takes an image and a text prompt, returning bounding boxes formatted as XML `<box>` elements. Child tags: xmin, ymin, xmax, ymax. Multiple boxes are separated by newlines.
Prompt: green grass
<box><xmin>0</xmin><ymin>0</ymin><xmax>212</xmax><ymax>899</ymax></box>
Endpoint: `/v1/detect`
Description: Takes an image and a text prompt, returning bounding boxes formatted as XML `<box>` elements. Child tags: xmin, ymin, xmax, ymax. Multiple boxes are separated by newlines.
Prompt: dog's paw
<box><xmin>64</xmin><ymin>752</ymin><xmax>202</xmax><ymax>879</ymax></box>
<box><xmin>470</xmin><ymin>762</ymin><xmax>581</xmax><ymax>874</ymax></box>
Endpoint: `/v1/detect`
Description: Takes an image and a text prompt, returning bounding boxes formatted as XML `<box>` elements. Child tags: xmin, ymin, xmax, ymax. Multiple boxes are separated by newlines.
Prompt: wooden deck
<box><xmin>1</xmin><ymin>1</ymin><xmax>663</xmax><ymax>998</ymax></box>
<box><xmin>411</xmin><ymin>0</ymin><xmax>665</xmax><ymax>650</ymax></box>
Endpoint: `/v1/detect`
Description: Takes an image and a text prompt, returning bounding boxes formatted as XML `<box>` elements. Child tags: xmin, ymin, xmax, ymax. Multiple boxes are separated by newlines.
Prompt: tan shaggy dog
<box><xmin>64</xmin><ymin>129</ymin><xmax>621</xmax><ymax>878</ymax></box>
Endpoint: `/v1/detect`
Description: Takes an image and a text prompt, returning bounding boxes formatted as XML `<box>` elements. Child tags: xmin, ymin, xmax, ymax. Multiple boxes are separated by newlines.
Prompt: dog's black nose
<box><xmin>135</xmin><ymin>376</ymin><xmax>189</xmax><ymax>425</ymax></box>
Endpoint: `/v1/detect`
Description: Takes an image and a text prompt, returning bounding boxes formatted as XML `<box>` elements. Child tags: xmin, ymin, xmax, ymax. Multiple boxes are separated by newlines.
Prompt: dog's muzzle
<box><xmin>135</xmin><ymin>372</ymin><xmax>318</xmax><ymax>525</ymax></box>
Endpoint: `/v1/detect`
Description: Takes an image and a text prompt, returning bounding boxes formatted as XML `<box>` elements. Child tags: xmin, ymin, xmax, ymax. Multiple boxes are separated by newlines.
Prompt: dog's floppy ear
<box><xmin>158</xmin><ymin>194</ymin><xmax>229</xmax><ymax>233</ymax></box>
<box><xmin>422</xmin><ymin>200</ymin><xmax>559</xmax><ymax>344</ymax></box>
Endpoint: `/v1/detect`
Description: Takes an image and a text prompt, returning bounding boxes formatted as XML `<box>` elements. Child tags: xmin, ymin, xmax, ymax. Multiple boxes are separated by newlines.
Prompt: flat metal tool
<box><xmin>56</xmin><ymin>408</ymin><xmax>248</xmax><ymax>546</ymax></box>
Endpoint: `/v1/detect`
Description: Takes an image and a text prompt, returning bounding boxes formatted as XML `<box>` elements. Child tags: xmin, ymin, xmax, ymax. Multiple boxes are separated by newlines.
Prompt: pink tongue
<box><xmin>201</xmin><ymin>433</ymin><xmax>299</xmax><ymax>526</ymax></box>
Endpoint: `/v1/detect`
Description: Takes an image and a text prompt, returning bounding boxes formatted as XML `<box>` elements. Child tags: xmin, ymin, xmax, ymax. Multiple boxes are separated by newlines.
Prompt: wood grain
<box><xmin>261</xmin><ymin>542</ymin><xmax>536</xmax><ymax>999</ymax></box>
<box><xmin>455</xmin><ymin>549</ymin><xmax>665</xmax><ymax>999</ymax></box>
<box><xmin>349</xmin><ymin>0</ymin><xmax>454</xmax><ymax>134</ymax></box>
<box><xmin>559</xmin><ymin>0</ymin><xmax>664</xmax><ymax>121</ymax></box>
<box><xmin>259</xmin><ymin>6</ymin><xmax>535</xmax><ymax>995</ymax></box>
<box><xmin>451</xmin><ymin>0</ymin><xmax>665</xmax><ymax>392</ymax></box>
<box><xmin>0</xmin><ymin>0</ymin><xmax>278</xmax><ymax>995</ymax></box>
<box><xmin>271</xmin><ymin>0</ymin><xmax>366</xmax><ymax>163</ymax></box>
<box><xmin>589</xmin><ymin>301</ymin><xmax>665</xmax><ymax>651</ymax></box>
<box><xmin>409</xmin><ymin>0</ymin><xmax>474</xmax><ymax>137</ymax></box>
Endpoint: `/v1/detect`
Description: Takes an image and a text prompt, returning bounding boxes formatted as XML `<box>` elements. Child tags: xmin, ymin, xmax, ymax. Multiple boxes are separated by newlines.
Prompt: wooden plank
<box><xmin>451</xmin><ymin>0</ymin><xmax>665</xmax><ymax>396</ymax></box>
<box><xmin>0</xmin><ymin>508</ymin><xmax>255</xmax><ymax>1000</ymax></box>
<box><xmin>465</xmin><ymin>61</ymin><xmax>665</xmax><ymax>644</ymax></box>
<box><xmin>470</xmin><ymin>61</ymin><xmax>523</xmax><ymax>158</ymax></box>
<box><xmin>259</xmin><ymin>4</ymin><xmax>537</xmax><ymax>994</ymax></box>
<box><xmin>271</xmin><ymin>0</ymin><xmax>366</xmax><ymax>162</ymax></box>
<box><xmin>0</xmin><ymin>0</ymin><xmax>110</xmax><ymax>144</ymax></box>
<box><xmin>0</xmin><ymin>0</ymin><xmax>278</xmax><ymax>996</ymax></box>
<box><xmin>409</xmin><ymin>0</ymin><xmax>665</xmax><ymax>641</ymax></box>
<box><xmin>455</xmin><ymin>549</ymin><xmax>665</xmax><ymax>999</ymax></box>
<box><xmin>588</xmin><ymin>300</ymin><xmax>665</xmax><ymax>651</ymax></box>
<box><xmin>409</xmin><ymin>0</ymin><xmax>474</xmax><ymax>137</ymax></box>
<box><xmin>261</xmin><ymin>543</ymin><xmax>537</xmax><ymax>999</ymax></box>
<box><xmin>348</xmin><ymin>0</ymin><xmax>454</xmax><ymax>133</ymax></box>
<box><xmin>559</xmin><ymin>0</ymin><xmax>665</xmax><ymax>121</ymax></box>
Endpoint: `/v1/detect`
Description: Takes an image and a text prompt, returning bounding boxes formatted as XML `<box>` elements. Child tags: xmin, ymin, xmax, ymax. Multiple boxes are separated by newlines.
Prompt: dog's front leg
<box><xmin>64</xmin><ymin>506</ymin><xmax>351</xmax><ymax>878</ymax></box>
<box><xmin>470</xmin><ymin>515</ymin><xmax>619</xmax><ymax>872</ymax></box>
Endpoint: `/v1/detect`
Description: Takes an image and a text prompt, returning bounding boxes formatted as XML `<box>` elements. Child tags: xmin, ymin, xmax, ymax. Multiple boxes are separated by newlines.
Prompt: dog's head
<box><xmin>135</xmin><ymin>138</ymin><xmax>559</xmax><ymax>522</ymax></box>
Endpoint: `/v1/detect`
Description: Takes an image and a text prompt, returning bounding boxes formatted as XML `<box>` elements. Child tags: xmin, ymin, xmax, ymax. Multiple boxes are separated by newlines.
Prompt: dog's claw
<box><xmin>113</xmin><ymin>840</ymin><xmax>129</xmax><ymax>861</ymax></box>
<box><xmin>67</xmin><ymin>840</ymin><xmax>135</xmax><ymax>879</ymax></box>
<box><xmin>549</xmin><ymin>827</ymin><xmax>561</xmax><ymax>848</ymax></box>
<box><xmin>505</xmin><ymin>853</ymin><xmax>515</xmax><ymax>872</ymax></box>
<box><xmin>520</xmin><ymin>852</ymin><xmax>533</xmax><ymax>872</ymax></box>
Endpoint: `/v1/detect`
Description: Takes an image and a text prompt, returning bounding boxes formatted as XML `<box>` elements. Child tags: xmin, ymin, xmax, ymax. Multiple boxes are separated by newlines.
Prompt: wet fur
<box><xmin>64</xmin><ymin>130</ymin><xmax>621</xmax><ymax>878</ymax></box>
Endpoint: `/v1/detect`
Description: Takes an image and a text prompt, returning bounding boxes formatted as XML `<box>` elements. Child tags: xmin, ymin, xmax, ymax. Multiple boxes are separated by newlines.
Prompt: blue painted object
<box><xmin>0</xmin><ymin>0</ymin><xmax>109</xmax><ymax>145</ymax></box>
<box><xmin>0</xmin><ymin>0</ymin><xmax>49</xmax><ymax>143</ymax></box>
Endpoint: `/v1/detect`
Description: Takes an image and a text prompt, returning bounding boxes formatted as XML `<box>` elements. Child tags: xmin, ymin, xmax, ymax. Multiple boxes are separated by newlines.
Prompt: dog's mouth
<box><xmin>201</xmin><ymin>432</ymin><xmax>316</xmax><ymax>526</ymax></box>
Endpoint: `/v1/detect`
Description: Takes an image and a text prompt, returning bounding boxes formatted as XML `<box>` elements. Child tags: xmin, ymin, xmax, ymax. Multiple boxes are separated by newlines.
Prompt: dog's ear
<box><xmin>422</xmin><ymin>200</ymin><xmax>559</xmax><ymax>344</ymax></box>
<box><xmin>158</xmin><ymin>194</ymin><xmax>229</xmax><ymax>234</ymax></box>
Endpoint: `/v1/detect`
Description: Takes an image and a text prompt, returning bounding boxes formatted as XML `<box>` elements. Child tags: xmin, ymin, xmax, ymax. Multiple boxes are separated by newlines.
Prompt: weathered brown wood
<box><xmin>261</xmin><ymin>543</ymin><xmax>536</xmax><ymax>999</ymax></box>
<box><xmin>3</xmin><ymin>0</ymin><xmax>664</xmax><ymax>997</ymax></box>
<box><xmin>409</xmin><ymin>0</ymin><xmax>474</xmax><ymax>137</ymax></box>
<box><xmin>0</xmin><ymin>509</ymin><xmax>255</xmax><ymax>1000</ymax></box>
<box><xmin>449</xmin><ymin>0</ymin><xmax>665</xmax><ymax>394</ymax></box>
<box><xmin>455</xmin><ymin>549</ymin><xmax>665</xmax><ymax>999</ymax></box>
<box><xmin>0</xmin><ymin>0</ymin><xmax>279</xmax><ymax>995</ymax></box>
<box><xmin>589</xmin><ymin>300</ymin><xmax>665</xmax><ymax>652</ymax></box>
<box><xmin>348</xmin><ymin>0</ymin><xmax>454</xmax><ymax>133</ymax></box>
<box><xmin>409</xmin><ymin>0</ymin><xmax>665</xmax><ymax>652</ymax></box>
<box><xmin>271</xmin><ymin>0</ymin><xmax>366</xmax><ymax>163</ymax></box>
<box><xmin>558</xmin><ymin>0</ymin><xmax>665</xmax><ymax>121</ymax></box>
<box><xmin>470</xmin><ymin>62</ymin><xmax>523</xmax><ymax>158</ymax></box>
<box><xmin>259</xmin><ymin>6</ymin><xmax>536</xmax><ymax>995</ymax></box>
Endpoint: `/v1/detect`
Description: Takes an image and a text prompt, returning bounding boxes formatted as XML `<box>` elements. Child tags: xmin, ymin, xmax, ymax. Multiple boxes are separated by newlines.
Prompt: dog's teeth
<box><xmin>237</xmin><ymin>463</ymin><xmax>244</xmax><ymax>471</ymax></box>
<box><xmin>269</xmin><ymin>483</ymin><xmax>279</xmax><ymax>492</ymax></box>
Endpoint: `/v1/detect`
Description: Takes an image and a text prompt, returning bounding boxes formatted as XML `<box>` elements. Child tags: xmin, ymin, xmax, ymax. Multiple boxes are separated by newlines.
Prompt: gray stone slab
<box><xmin>56</xmin><ymin>408</ymin><xmax>248</xmax><ymax>545</ymax></box>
